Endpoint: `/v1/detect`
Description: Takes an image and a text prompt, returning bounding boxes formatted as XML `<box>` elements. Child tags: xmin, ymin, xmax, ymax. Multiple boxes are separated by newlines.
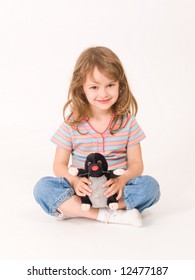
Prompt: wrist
<box><xmin>120</xmin><ymin>171</ymin><xmax>132</xmax><ymax>185</ymax></box>
<box><xmin>72</xmin><ymin>177</ymin><xmax>80</xmax><ymax>190</ymax></box>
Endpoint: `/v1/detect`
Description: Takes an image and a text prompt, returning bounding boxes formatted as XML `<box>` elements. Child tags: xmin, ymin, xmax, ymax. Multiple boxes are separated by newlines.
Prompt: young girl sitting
<box><xmin>34</xmin><ymin>46</ymin><xmax>160</xmax><ymax>226</ymax></box>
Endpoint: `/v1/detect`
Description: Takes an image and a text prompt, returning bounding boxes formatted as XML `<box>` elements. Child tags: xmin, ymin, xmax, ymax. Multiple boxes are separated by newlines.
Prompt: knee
<box><xmin>142</xmin><ymin>175</ymin><xmax>160</xmax><ymax>203</ymax></box>
<box><xmin>33</xmin><ymin>176</ymin><xmax>51</xmax><ymax>204</ymax></box>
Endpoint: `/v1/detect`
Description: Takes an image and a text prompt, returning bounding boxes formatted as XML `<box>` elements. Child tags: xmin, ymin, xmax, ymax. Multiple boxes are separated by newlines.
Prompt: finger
<box><xmin>77</xmin><ymin>186</ymin><xmax>91</xmax><ymax>196</ymax></box>
<box><xmin>81</xmin><ymin>177</ymin><xmax>91</xmax><ymax>185</ymax></box>
<box><xmin>116</xmin><ymin>190</ymin><xmax>122</xmax><ymax>200</ymax></box>
<box><xmin>104</xmin><ymin>186</ymin><xmax>117</xmax><ymax>198</ymax></box>
<box><xmin>102</xmin><ymin>179</ymin><xmax>114</xmax><ymax>188</ymax></box>
<box><xmin>80</xmin><ymin>184</ymin><xmax>92</xmax><ymax>196</ymax></box>
<box><xmin>103</xmin><ymin>186</ymin><xmax>112</xmax><ymax>196</ymax></box>
<box><xmin>76</xmin><ymin>190</ymin><xmax>86</xmax><ymax>197</ymax></box>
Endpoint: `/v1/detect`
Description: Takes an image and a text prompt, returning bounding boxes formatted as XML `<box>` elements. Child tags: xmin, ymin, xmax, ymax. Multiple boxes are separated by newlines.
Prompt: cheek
<box><xmin>113</xmin><ymin>89</ymin><xmax>119</xmax><ymax>100</ymax></box>
<box><xmin>112</xmin><ymin>84</ymin><xmax>119</xmax><ymax>95</ymax></box>
<box><xmin>84</xmin><ymin>92</ymin><xmax>95</xmax><ymax>103</ymax></box>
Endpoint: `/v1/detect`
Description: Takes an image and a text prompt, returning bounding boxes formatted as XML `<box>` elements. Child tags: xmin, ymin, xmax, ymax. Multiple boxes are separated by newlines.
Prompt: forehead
<box><xmin>85</xmin><ymin>67</ymin><xmax>115</xmax><ymax>84</ymax></box>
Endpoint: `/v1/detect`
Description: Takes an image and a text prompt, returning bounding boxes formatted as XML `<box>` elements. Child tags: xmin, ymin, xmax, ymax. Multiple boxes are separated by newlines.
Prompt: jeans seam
<box><xmin>123</xmin><ymin>189</ymin><xmax>134</xmax><ymax>210</ymax></box>
<box><xmin>49</xmin><ymin>188</ymin><xmax>74</xmax><ymax>215</ymax></box>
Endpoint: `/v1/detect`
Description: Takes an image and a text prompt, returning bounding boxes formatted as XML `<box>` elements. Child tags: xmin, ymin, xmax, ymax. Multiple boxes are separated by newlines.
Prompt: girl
<box><xmin>34</xmin><ymin>46</ymin><xmax>160</xmax><ymax>227</ymax></box>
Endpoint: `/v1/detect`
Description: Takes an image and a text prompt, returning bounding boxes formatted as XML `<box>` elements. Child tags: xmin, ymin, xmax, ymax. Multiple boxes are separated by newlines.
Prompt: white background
<box><xmin>0</xmin><ymin>0</ymin><xmax>195</xmax><ymax>260</ymax></box>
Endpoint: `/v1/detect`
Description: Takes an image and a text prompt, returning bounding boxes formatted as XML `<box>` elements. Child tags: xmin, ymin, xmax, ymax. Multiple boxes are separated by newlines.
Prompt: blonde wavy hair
<box><xmin>63</xmin><ymin>46</ymin><xmax>138</xmax><ymax>134</ymax></box>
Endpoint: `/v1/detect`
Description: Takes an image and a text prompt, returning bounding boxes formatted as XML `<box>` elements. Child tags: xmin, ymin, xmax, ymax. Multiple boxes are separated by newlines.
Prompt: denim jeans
<box><xmin>33</xmin><ymin>175</ymin><xmax>160</xmax><ymax>216</ymax></box>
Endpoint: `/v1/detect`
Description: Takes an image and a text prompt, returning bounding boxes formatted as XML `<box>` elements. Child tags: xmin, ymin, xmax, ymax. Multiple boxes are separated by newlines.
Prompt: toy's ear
<box><xmin>68</xmin><ymin>167</ymin><xmax>79</xmax><ymax>176</ymax></box>
<box><xmin>68</xmin><ymin>167</ymin><xmax>88</xmax><ymax>177</ymax></box>
<box><xmin>113</xmin><ymin>169</ymin><xmax>125</xmax><ymax>176</ymax></box>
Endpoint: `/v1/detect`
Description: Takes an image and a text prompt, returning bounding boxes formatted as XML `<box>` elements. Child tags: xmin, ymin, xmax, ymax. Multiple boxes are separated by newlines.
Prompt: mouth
<box><xmin>89</xmin><ymin>164</ymin><xmax>103</xmax><ymax>177</ymax></box>
<box><xmin>97</xmin><ymin>99</ymin><xmax>111</xmax><ymax>104</ymax></box>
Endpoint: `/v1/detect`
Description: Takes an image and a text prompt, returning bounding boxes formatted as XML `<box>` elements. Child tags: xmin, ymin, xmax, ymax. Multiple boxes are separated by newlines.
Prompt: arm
<box><xmin>119</xmin><ymin>143</ymin><xmax>144</xmax><ymax>184</ymax></box>
<box><xmin>103</xmin><ymin>143</ymin><xmax>144</xmax><ymax>200</ymax></box>
<box><xmin>53</xmin><ymin>147</ymin><xmax>92</xmax><ymax>196</ymax></box>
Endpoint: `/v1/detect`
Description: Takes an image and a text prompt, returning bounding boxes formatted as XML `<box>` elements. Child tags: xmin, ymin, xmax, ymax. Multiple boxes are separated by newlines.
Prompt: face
<box><xmin>83</xmin><ymin>67</ymin><xmax>119</xmax><ymax>115</ymax></box>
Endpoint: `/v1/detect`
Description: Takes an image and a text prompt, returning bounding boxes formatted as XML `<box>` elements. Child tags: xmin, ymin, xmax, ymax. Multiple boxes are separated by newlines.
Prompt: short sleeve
<box><xmin>50</xmin><ymin>122</ymin><xmax>72</xmax><ymax>151</ymax></box>
<box><xmin>127</xmin><ymin>116</ymin><xmax>146</xmax><ymax>147</ymax></box>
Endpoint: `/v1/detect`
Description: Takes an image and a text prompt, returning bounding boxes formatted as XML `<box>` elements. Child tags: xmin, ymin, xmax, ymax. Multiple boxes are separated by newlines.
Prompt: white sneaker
<box><xmin>97</xmin><ymin>208</ymin><xmax>143</xmax><ymax>227</ymax></box>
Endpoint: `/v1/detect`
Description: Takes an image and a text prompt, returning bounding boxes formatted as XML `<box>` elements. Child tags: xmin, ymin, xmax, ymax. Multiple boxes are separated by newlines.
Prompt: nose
<box><xmin>99</xmin><ymin>88</ymin><xmax>108</xmax><ymax>98</ymax></box>
<box><xmin>92</xmin><ymin>165</ymin><xmax>99</xmax><ymax>171</ymax></box>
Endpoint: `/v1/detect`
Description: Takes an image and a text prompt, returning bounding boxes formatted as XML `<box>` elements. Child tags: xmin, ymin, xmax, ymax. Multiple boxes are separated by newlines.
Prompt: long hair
<box><xmin>63</xmin><ymin>46</ymin><xmax>138</xmax><ymax>134</ymax></box>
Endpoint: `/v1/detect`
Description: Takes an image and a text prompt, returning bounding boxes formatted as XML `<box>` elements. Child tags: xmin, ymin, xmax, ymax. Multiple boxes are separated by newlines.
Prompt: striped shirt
<box><xmin>51</xmin><ymin>114</ymin><xmax>145</xmax><ymax>170</ymax></box>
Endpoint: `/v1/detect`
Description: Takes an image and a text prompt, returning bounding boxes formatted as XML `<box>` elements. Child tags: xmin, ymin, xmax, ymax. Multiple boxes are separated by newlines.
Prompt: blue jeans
<box><xmin>33</xmin><ymin>175</ymin><xmax>160</xmax><ymax>216</ymax></box>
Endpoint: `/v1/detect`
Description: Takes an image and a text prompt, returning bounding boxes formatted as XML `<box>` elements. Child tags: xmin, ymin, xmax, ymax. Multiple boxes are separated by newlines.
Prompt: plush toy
<box><xmin>68</xmin><ymin>153</ymin><xmax>124</xmax><ymax>211</ymax></box>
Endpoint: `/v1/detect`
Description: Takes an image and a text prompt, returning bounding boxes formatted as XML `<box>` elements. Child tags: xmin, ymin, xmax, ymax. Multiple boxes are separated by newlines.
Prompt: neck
<box><xmin>89</xmin><ymin>109</ymin><xmax>113</xmax><ymax>120</ymax></box>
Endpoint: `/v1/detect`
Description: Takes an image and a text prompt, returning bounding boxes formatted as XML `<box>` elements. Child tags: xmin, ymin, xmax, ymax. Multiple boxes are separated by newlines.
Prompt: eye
<box><xmin>90</xmin><ymin>86</ymin><xmax>98</xmax><ymax>90</ymax></box>
<box><xmin>107</xmin><ymin>83</ymin><xmax>115</xmax><ymax>88</ymax></box>
<box><xmin>87</xmin><ymin>162</ymin><xmax>91</xmax><ymax>167</ymax></box>
<box><xmin>97</xmin><ymin>160</ymin><xmax>102</xmax><ymax>164</ymax></box>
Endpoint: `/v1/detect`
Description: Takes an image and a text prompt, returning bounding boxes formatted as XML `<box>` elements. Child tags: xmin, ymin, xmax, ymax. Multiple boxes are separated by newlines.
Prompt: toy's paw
<box><xmin>68</xmin><ymin>167</ymin><xmax>79</xmax><ymax>176</ymax></box>
<box><xmin>109</xmin><ymin>202</ymin><xmax>119</xmax><ymax>210</ymax></box>
<box><xmin>81</xmin><ymin>204</ymin><xmax>91</xmax><ymax>211</ymax></box>
<box><xmin>113</xmin><ymin>168</ymin><xmax>125</xmax><ymax>176</ymax></box>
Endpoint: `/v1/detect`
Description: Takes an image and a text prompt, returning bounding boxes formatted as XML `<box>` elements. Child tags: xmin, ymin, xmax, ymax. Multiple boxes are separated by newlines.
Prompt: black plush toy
<box><xmin>68</xmin><ymin>153</ymin><xmax>124</xmax><ymax>211</ymax></box>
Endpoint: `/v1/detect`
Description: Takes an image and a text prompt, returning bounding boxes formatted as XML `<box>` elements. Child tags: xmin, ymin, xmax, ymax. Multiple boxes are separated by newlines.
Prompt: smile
<box><xmin>97</xmin><ymin>99</ymin><xmax>111</xmax><ymax>104</ymax></box>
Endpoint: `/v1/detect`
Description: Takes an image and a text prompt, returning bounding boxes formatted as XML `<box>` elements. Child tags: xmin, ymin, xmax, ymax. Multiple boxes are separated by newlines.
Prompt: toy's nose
<box><xmin>92</xmin><ymin>165</ymin><xmax>99</xmax><ymax>171</ymax></box>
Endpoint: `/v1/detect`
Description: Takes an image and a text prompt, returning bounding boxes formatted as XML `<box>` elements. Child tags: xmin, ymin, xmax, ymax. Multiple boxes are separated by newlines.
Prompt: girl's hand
<box><xmin>102</xmin><ymin>177</ymin><xmax>125</xmax><ymax>200</ymax></box>
<box><xmin>73</xmin><ymin>177</ymin><xmax>92</xmax><ymax>197</ymax></box>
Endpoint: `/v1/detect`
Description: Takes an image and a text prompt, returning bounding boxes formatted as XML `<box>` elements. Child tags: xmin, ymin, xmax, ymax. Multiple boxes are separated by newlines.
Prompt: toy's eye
<box><xmin>87</xmin><ymin>162</ymin><xmax>91</xmax><ymax>167</ymax></box>
<box><xmin>97</xmin><ymin>160</ymin><xmax>102</xmax><ymax>164</ymax></box>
